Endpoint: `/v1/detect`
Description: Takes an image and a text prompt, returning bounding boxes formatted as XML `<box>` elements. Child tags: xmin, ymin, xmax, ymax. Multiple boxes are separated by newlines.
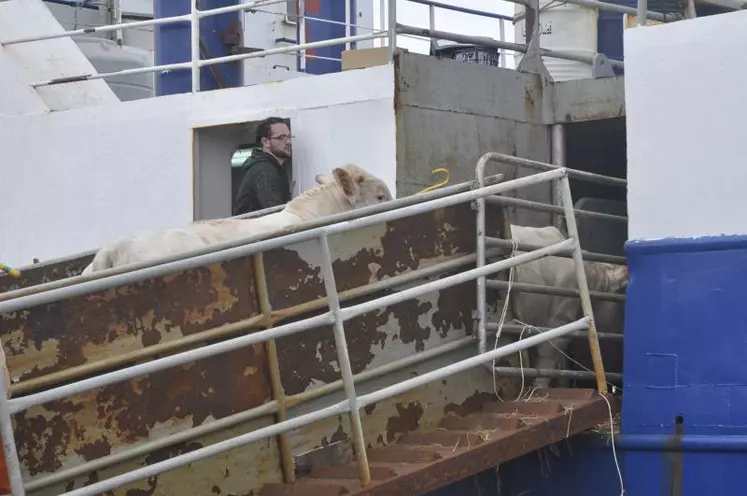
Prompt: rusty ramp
<box><xmin>259</xmin><ymin>388</ymin><xmax>616</xmax><ymax>496</ymax></box>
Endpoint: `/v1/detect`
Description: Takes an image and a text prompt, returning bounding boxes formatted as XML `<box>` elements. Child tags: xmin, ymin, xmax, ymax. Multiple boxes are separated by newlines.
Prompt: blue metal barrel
<box><xmin>301</xmin><ymin>0</ymin><xmax>356</xmax><ymax>75</ymax></box>
<box><xmin>153</xmin><ymin>0</ymin><xmax>244</xmax><ymax>95</ymax></box>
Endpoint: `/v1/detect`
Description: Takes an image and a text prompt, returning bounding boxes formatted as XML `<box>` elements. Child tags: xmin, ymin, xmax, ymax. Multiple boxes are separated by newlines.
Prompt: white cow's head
<box><xmin>315</xmin><ymin>164</ymin><xmax>392</xmax><ymax>209</ymax></box>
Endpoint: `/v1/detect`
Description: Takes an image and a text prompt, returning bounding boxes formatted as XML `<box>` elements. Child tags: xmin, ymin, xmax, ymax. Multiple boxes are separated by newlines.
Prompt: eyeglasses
<box><xmin>269</xmin><ymin>134</ymin><xmax>293</xmax><ymax>142</ymax></box>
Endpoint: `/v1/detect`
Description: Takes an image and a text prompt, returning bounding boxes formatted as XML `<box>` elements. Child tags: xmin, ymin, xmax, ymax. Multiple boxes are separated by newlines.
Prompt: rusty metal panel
<box><xmin>0</xmin><ymin>256</ymin><xmax>275</xmax><ymax>494</ymax></box>
<box><xmin>552</xmin><ymin>76</ymin><xmax>626</xmax><ymax>124</ymax></box>
<box><xmin>0</xmin><ymin>253</ymin><xmax>94</xmax><ymax>294</ymax></box>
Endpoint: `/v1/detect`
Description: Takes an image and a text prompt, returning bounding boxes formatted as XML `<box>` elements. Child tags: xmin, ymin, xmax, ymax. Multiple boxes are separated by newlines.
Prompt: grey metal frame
<box><xmin>0</xmin><ymin>161</ymin><xmax>608</xmax><ymax>495</ymax></box>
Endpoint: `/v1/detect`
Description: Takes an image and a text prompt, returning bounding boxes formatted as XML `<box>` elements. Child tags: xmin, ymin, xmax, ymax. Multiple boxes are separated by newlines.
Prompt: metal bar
<box><xmin>407</xmin><ymin>0</ymin><xmax>514</xmax><ymax>22</ymax></box>
<box><xmin>253</xmin><ymin>253</ymin><xmax>294</xmax><ymax>484</ymax></box>
<box><xmin>0</xmin><ymin>177</ymin><xmax>485</xmax><ymax>304</ymax></box>
<box><xmin>345</xmin><ymin>0</ymin><xmax>352</xmax><ymax>50</ymax></box>
<box><xmin>388</xmin><ymin>0</ymin><xmax>397</xmax><ymax>58</ymax></box>
<box><xmin>499</xmin><ymin>20</ymin><xmax>506</xmax><ymax>68</ymax></box>
<box><xmin>358</xmin><ymin>318</ymin><xmax>589</xmax><ymax>408</ymax></box>
<box><xmin>476</xmin><ymin>168</ymin><xmax>489</xmax><ymax>357</ymax></box>
<box><xmin>25</xmin><ymin>336</ymin><xmax>476</xmax><ymax>493</ymax></box>
<box><xmin>342</xmin><ymin>238</ymin><xmax>577</xmax><ymax>323</ymax></box>
<box><xmin>11</xmin><ymin>314</ymin><xmax>265</xmax><ymax>396</ymax></box>
<box><xmin>0</xmin><ymin>170</ymin><xmax>515</xmax><ymax>316</ymax></box>
<box><xmin>59</xmin><ymin>400</ymin><xmax>352</xmax><ymax>496</ymax></box>
<box><xmin>24</xmin><ymin>401</ymin><xmax>279</xmax><ymax>493</ymax></box>
<box><xmin>0</xmin><ymin>0</ymin><xmax>286</xmax><ymax>46</ymax></box>
<box><xmin>30</xmin><ymin>31</ymin><xmax>388</xmax><ymax>88</ymax></box>
<box><xmin>638</xmin><ymin>0</ymin><xmax>649</xmax><ymax>25</ymax></box>
<box><xmin>476</xmin><ymin>152</ymin><xmax>627</xmax><ymax>189</ymax></box>
<box><xmin>428</xmin><ymin>4</ymin><xmax>435</xmax><ymax>31</ymax></box>
<box><xmin>559</xmin><ymin>176</ymin><xmax>608</xmax><ymax>395</ymax></box>
<box><xmin>566</xmin><ymin>0</ymin><xmax>666</xmax><ymax>20</ymax></box>
<box><xmin>0</xmin><ymin>375</ymin><xmax>23</xmax><ymax>495</ymax></box>
<box><xmin>486</xmin><ymin>279</ymin><xmax>626</xmax><ymax>302</ymax></box>
<box><xmin>492</xmin><ymin>366</ymin><xmax>623</xmax><ymax>382</ymax></box>
<box><xmin>285</xmin><ymin>336</ymin><xmax>474</xmax><ymax>407</ymax></box>
<box><xmin>493</xmin><ymin>323</ymin><xmax>623</xmax><ymax>341</ymax></box>
<box><xmin>486</xmin><ymin>237</ymin><xmax>626</xmax><ymax>265</ymax></box>
<box><xmin>190</xmin><ymin>0</ymin><xmax>200</xmax><ymax>93</ymax></box>
<box><xmin>318</xmin><ymin>235</ymin><xmax>371</xmax><ymax>487</ymax></box>
<box><xmin>486</xmin><ymin>195</ymin><xmax>628</xmax><ymax>223</ymax></box>
<box><xmin>395</xmin><ymin>24</ymin><xmax>625</xmax><ymax>69</ymax></box>
<box><xmin>551</xmin><ymin>124</ymin><xmax>566</xmax><ymax>231</ymax></box>
<box><xmin>299</xmin><ymin>0</ymin><xmax>306</xmax><ymax>71</ymax></box>
<box><xmin>7</xmin><ymin>313</ymin><xmax>334</xmax><ymax>414</ymax></box>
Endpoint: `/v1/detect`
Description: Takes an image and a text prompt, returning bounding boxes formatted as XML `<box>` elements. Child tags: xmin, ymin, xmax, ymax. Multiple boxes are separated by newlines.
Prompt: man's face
<box><xmin>263</xmin><ymin>123</ymin><xmax>292</xmax><ymax>160</ymax></box>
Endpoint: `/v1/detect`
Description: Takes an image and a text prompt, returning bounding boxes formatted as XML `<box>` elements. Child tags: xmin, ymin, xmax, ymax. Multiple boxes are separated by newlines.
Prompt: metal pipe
<box><xmin>476</xmin><ymin>168</ymin><xmax>489</xmax><ymax>357</ymax></box>
<box><xmin>59</xmin><ymin>400</ymin><xmax>352</xmax><ymax>496</ymax></box>
<box><xmin>475</xmin><ymin>152</ymin><xmax>626</xmax><ymax>190</ymax></box>
<box><xmin>25</xmin><ymin>336</ymin><xmax>476</xmax><ymax>493</ymax></box>
<box><xmin>31</xmin><ymin>31</ymin><xmax>388</xmax><ymax>88</ymax></box>
<box><xmin>387</xmin><ymin>0</ymin><xmax>397</xmax><ymax>58</ymax></box>
<box><xmin>0</xmin><ymin>178</ymin><xmax>484</xmax><ymax>304</ymax></box>
<box><xmin>0</xmin><ymin>174</ymin><xmax>502</xmax><ymax>314</ymax></box>
<box><xmin>0</xmin><ymin>376</ymin><xmax>23</xmax><ymax>495</ymax></box>
<box><xmin>7</xmin><ymin>313</ymin><xmax>335</xmax><ymax>414</ymax></box>
<box><xmin>298</xmin><ymin>0</ymin><xmax>306</xmax><ymax>71</ymax></box>
<box><xmin>318</xmin><ymin>236</ymin><xmax>371</xmax><ymax>487</ymax></box>
<box><xmin>428</xmin><ymin>4</ymin><xmax>435</xmax><ymax>32</ymax></box>
<box><xmin>190</xmin><ymin>0</ymin><xmax>200</xmax><ymax>93</ymax></box>
<box><xmin>0</xmin><ymin>0</ymin><xmax>287</xmax><ymax>46</ymax></box>
<box><xmin>10</xmin><ymin>314</ymin><xmax>266</xmax><ymax>396</ymax></box>
<box><xmin>345</xmin><ymin>0</ymin><xmax>352</xmax><ymax>50</ymax></box>
<box><xmin>499</xmin><ymin>20</ymin><xmax>506</xmax><ymax>68</ymax></box>
<box><xmin>486</xmin><ymin>236</ymin><xmax>626</xmax><ymax>265</ymax></box>
<box><xmin>486</xmin><ymin>279</ymin><xmax>626</xmax><ymax>302</ymax></box>
<box><xmin>637</xmin><ymin>0</ymin><xmax>649</xmax><ymax>25</ymax></box>
<box><xmin>253</xmin><ymin>253</ymin><xmax>294</xmax><ymax>484</ymax></box>
<box><xmin>551</xmin><ymin>124</ymin><xmax>566</xmax><ymax>231</ymax></box>
<box><xmin>566</xmin><ymin>0</ymin><xmax>664</xmax><ymax>21</ymax></box>
<box><xmin>559</xmin><ymin>176</ymin><xmax>608</xmax><ymax>395</ymax></box>
<box><xmin>494</xmin><ymin>323</ymin><xmax>623</xmax><ymax>341</ymax></box>
<box><xmin>341</xmin><ymin>239</ymin><xmax>577</xmax><ymax>323</ymax></box>
<box><xmin>486</xmin><ymin>195</ymin><xmax>628</xmax><ymax>223</ymax></box>
<box><xmin>285</xmin><ymin>336</ymin><xmax>474</xmax><ymax>407</ymax></box>
<box><xmin>24</xmin><ymin>401</ymin><xmax>279</xmax><ymax>493</ymax></box>
<box><xmin>358</xmin><ymin>318</ymin><xmax>589</xmax><ymax>408</ymax></box>
<box><xmin>396</xmin><ymin>24</ymin><xmax>625</xmax><ymax>69</ymax></box>
<box><xmin>408</xmin><ymin>0</ymin><xmax>514</xmax><ymax>22</ymax></box>
<box><xmin>491</xmin><ymin>366</ymin><xmax>623</xmax><ymax>382</ymax></box>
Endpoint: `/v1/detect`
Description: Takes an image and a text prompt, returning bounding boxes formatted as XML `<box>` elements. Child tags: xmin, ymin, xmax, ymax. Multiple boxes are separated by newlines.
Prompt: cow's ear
<box><xmin>333</xmin><ymin>168</ymin><xmax>357</xmax><ymax>198</ymax></box>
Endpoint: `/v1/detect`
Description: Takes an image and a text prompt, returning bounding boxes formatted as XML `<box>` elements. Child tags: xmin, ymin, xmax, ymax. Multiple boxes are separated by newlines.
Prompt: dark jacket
<box><xmin>232</xmin><ymin>149</ymin><xmax>291</xmax><ymax>215</ymax></box>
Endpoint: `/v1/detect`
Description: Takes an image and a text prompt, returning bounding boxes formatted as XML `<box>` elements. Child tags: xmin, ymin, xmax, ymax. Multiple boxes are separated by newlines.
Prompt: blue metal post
<box><xmin>154</xmin><ymin>0</ymin><xmax>244</xmax><ymax>95</ymax></box>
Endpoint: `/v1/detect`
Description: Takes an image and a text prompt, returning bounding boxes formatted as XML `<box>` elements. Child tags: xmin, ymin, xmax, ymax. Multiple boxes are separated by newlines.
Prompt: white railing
<box><xmin>0</xmin><ymin>160</ymin><xmax>610</xmax><ymax>495</ymax></box>
<box><xmin>0</xmin><ymin>0</ymin><xmax>676</xmax><ymax>93</ymax></box>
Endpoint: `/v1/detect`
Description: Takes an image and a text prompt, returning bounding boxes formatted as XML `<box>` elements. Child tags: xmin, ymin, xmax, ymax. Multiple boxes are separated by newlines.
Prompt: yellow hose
<box><xmin>417</xmin><ymin>168</ymin><xmax>450</xmax><ymax>194</ymax></box>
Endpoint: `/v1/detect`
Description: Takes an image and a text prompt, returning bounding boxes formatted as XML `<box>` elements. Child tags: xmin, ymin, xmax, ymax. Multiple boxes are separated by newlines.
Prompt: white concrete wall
<box><xmin>624</xmin><ymin>11</ymin><xmax>747</xmax><ymax>241</ymax></box>
<box><xmin>0</xmin><ymin>64</ymin><xmax>396</xmax><ymax>266</ymax></box>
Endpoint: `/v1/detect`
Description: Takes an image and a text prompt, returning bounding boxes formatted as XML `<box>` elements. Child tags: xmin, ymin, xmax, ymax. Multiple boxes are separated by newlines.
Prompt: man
<box><xmin>232</xmin><ymin>116</ymin><xmax>293</xmax><ymax>215</ymax></box>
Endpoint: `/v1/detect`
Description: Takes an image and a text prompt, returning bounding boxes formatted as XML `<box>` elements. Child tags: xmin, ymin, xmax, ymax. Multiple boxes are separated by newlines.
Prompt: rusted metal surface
<box><xmin>258</xmin><ymin>388</ymin><xmax>617</xmax><ymax>496</ymax></box>
<box><xmin>0</xmin><ymin>253</ymin><xmax>94</xmax><ymax>294</ymax></box>
<box><xmin>0</xmin><ymin>200</ymin><xmax>515</xmax><ymax>495</ymax></box>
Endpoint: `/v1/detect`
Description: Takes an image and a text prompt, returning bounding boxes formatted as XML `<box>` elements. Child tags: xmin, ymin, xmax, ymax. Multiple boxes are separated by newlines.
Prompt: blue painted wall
<box><xmin>301</xmin><ymin>0</ymin><xmax>357</xmax><ymax>74</ymax></box>
<box><xmin>153</xmin><ymin>0</ymin><xmax>243</xmax><ymax>95</ymax></box>
<box><xmin>620</xmin><ymin>235</ymin><xmax>747</xmax><ymax>495</ymax></box>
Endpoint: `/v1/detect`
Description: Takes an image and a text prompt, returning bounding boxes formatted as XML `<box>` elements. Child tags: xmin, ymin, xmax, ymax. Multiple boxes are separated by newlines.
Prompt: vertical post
<box><xmin>558</xmin><ymin>175</ymin><xmax>609</xmax><ymax>395</ymax></box>
<box><xmin>637</xmin><ymin>0</ymin><xmax>648</xmax><ymax>26</ymax></box>
<box><xmin>525</xmin><ymin>0</ymin><xmax>539</xmax><ymax>45</ymax></box>
<box><xmin>113</xmin><ymin>0</ymin><xmax>123</xmax><ymax>47</ymax></box>
<box><xmin>428</xmin><ymin>4</ymin><xmax>435</xmax><ymax>32</ymax></box>
<box><xmin>298</xmin><ymin>0</ymin><xmax>306</xmax><ymax>72</ymax></box>
<box><xmin>190</xmin><ymin>0</ymin><xmax>201</xmax><ymax>93</ymax></box>
<box><xmin>317</xmin><ymin>235</ymin><xmax>372</xmax><ymax>487</ymax></box>
<box><xmin>499</xmin><ymin>20</ymin><xmax>506</xmax><ymax>68</ymax></box>
<box><xmin>551</xmin><ymin>124</ymin><xmax>566</xmax><ymax>233</ymax></box>
<box><xmin>387</xmin><ymin>0</ymin><xmax>396</xmax><ymax>61</ymax></box>
<box><xmin>345</xmin><ymin>0</ymin><xmax>351</xmax><ymax>50</ymax></box>
<box><xmin>475</xmin><ymin>188</ymin><xmax>488</xmax><ymax>356</ymax></box>
<box><xmin>0</xmin><ymin>378</ymin><xmax>24</xmax><ymax>495</ymax></box>
<box><xmin>252</xmin><ymin>254</ymin><xmax>295</xmax><ymax>483</ymax></box>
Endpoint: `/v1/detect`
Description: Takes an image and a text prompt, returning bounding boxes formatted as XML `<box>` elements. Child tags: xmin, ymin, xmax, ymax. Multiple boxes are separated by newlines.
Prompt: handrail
<box><xmin>0</xmin><ymin>166</ymin><xmax>605</xmax><ymax>496</ymax></box>
<box><xmin>0</xmin><ymin>0</ymin><xmax>675</xmax><ymax>92</ymax></box>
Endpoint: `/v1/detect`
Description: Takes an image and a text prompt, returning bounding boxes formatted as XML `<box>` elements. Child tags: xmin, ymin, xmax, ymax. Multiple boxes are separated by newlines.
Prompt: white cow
<box><xmin>82</xmin><ymin>164</ymin><xmax>392</xmax><ymax>274</ymax></box>
<box><xmin>499</xmin><ymin>224</ymin><xmax>628</xmax><ymax>389</ymax></box>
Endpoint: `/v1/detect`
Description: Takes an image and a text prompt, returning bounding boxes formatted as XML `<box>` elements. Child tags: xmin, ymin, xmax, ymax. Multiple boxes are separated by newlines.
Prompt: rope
<box><xmin>417</xmin><ymin>168</ymin><xmax>451</xmax><ymax>194</ymax></box>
